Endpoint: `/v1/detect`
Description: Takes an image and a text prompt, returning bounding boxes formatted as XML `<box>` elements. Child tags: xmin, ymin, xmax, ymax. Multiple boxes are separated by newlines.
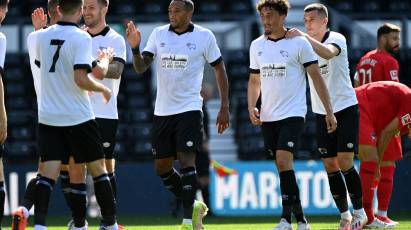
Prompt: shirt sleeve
<box><xmin>298</xmin><ymin>37</ymin><xmax>318</xmax><ymax>67</ymax></box>
<box><xmin>326</xmin><ymin>33</ymin><xmax>346</xmax><ymax>57</ymax></box>
<box><xmin>249</xmin><ymin>41</ymin><xmax>260</xmax><ymax>74</ymax></box>
<box><xmin>112</xmin><ymin>35</ymin><xmax>127</xmax><ymax>64</ymax></box>
<box><xmin>204</xmin><ymin>31</ymin><xmax>222</xmax><ymax>66</ymax></box>
<box><xmin>383</xmin><ymin>58</ymin><xmax>399</xmax><ymax>82</ymax></box>
<box><xmin>73</xmin><ymin>34</ymin><xmax>93</xmax><ymax>72</ymax></box>
<box><xmin>0</xmin><ymin>34</ymin><xmax>6</xmax><ymax>76</ymax></box>
<box><xmin>142</xmin><ymin>28</ymin><xmax>157</xmax><ymax>58</ymax></box>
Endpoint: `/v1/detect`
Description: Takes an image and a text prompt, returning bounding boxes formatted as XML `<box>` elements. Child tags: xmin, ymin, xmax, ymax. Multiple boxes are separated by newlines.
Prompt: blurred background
<box><xmin>1</xmin><ymin>0</ymin><xmax>410</xmax><ymax>218</ymax></box>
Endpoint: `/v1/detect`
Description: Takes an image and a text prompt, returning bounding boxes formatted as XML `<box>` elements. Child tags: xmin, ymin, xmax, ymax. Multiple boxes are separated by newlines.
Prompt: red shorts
<box><xmin>358</xmin><ymin>91</ymin><xmax>402</xmax><ymax>161</ymax></box>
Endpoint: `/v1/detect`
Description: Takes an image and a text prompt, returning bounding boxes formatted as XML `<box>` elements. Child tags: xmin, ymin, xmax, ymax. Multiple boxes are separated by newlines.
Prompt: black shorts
<box><xmin>316</xmin><ymin>104</ymin><xmax>359</xmax><ymax>158</ymax></box>
<box><xmin>38</xmin><ymin>120</ymin><xmax>105</xmax><ymax>164</ymax></box>
<box><xmin>262</xmin><ymin>117</ymin><xmax>305</xmax><ymax>160</ymax></box>
<box><xmin>95</xmin><ymin>118</ymin><xmax>118</xmax><ymax>159</ymax></box>
<box><xmin>151</xmin><ymin>110</ymin><xmax>203</xmax><ymax>159</ymax></box>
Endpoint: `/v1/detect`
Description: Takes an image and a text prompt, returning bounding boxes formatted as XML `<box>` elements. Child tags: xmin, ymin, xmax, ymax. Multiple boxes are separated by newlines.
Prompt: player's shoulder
<box><xmin>192</xmin><ymin>24</ymin><xmax>214</xmax><ymax>36</ymax></box>
<box><xmin>251</xmin><ymin>35</ymin><xmax>266</xmax><ymax>46</ymax></box>
<box><xmin>328</xmin><ymin>31</ymin><xmax>346</xmax><ymax>41</ymax></box>
<box><xmin>155</xmin><ymin>24</ymin><xmax>171</xmax><ymax>33</ymax></box>
<box><xmin>0</xmin><ymin>32</ymin><xmax>5</xmax><ymax>40</ymax></box>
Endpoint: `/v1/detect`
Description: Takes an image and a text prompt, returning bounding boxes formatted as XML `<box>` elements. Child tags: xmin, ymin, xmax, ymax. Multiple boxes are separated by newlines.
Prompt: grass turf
<box><xmin>4</xmin><ymin>213</ymin><xmax>411</xmax><ymax>229</ymax></box>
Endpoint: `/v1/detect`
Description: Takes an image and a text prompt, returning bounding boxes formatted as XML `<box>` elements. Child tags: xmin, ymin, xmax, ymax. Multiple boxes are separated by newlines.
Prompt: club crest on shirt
<box><xmin>257</xmin><ymin>51</ymin><xmax>263</xmax><ymax>56</ymax></box>
<box><xmin>261</xmin><ymin>63</ymin><xmax>286</xmax><ymax>78</ymax></box>
<box><xmin>319</xmin><ymin>64</ymin><xmax>329</xmax><ymax>77</ymax></box>
<box><xmin>160</xmin><ymin>42</ymin><xmax>166</xmax><ymax>48</ymax></box>
<box><xmin>186</xmin><ymin>42</ymin><xmax>196</xmax><ymax>50</ymax></box>
<box><xmin>160</xmin><ymin>54</ymin><xmax>188</xmax><ymax>70</ymax></box>
<box><xmin>280</xmin><ymin>50</ymin><xmax>288</xmax><ymax>58</ymax></box>
<box><xmin>390</xmin><ymin>70</ymin><xmax>399</xmax><ymax>81</ymax></box>
<box><xmin>401</xmin><ymin>113</ymin><xmax>411</xmax><ymax>126</ymax></box>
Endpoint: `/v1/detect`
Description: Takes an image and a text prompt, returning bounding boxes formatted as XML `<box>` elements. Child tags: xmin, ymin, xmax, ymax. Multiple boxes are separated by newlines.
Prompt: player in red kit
<box><xmin>356</xmin><ymin>81</ymin><xmax>411</xmax><ymax>229</ymax></box>
<box><xmin>354</xmin><ymin>23</ymin><xmax>402</xmax><ymax>228</ymax></box>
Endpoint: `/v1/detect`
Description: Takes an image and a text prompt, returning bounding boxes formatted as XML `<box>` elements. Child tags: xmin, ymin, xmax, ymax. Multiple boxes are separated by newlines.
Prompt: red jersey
<box><xmin>356</xmin><ymin>81</ymin><xmax>411</xmax><ymax>135</ymax></box>
<box><xmin>355</xmin><ymin>50</ymin><xmax>399</xmax><ymax>86</ymax></box>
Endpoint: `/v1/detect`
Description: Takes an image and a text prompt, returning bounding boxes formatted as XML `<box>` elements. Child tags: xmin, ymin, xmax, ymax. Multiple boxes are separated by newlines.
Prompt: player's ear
<box><xmin>102</xmin><ymin>5</ymin><xmax>108</xmax><ymax>15</ymax></box>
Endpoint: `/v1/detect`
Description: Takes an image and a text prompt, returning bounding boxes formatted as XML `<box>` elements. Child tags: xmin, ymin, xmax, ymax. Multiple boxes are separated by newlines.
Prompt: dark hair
<box><xmin>377</xmin><ymin>23</ymin><xmax>401</xmax><ymax>39</ymax></box>
<box><xmin>171</xmin><ymin>0</ymin><xmax>194</xmax><ymax>12</ymax></box>
<box><xmin>97</xmin><ymin>0</ymin><xmax>108</xmax><ymax>7</ymax></box>
<box><xmin>58</xmin><ymin>0</ymin><xmax>82</xmax><ymax>15</ymax></box>
<box><xmin>304</xmin><ymin>3</ymin><xmax>328</xmax><ymax>18</ymax></box>
<box><xmin>0</xmin><ymin>0</ymin><xmax>9</xmax><ymax>8</ymax></box>
<box><xmin>48</xmin><ymin>0</ymin><xmax>58</xmax><ymax>15</ymax></box>
<box><xmin>256</xmin><ymin>0</ymin><xmax>290</xmax><ymax>16</ymax></box>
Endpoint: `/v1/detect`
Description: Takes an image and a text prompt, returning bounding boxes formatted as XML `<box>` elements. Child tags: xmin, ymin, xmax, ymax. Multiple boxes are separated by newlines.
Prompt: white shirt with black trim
<box><xmin>27</xmin><ymin>30</ymin><xmax>41</xmax><ymax>101</ymax></box>
<box><xmin>308</xmin><ymin>31</ymin><xmax>357</xmax><ymax>114</ymax></box>
<box><xmin>0</xmin><ymin>32</ymin><xmax>6</xmax><ymax>77</ymax></box>
<box><xmin>249</xmin><ymin>35</ymin><xmax>318</xmax><ymax>122</ymax></box>
<box><xmin>35</xmin><ymin>22</ymin><xmax>95</xmax><ymax>126</ymax></box>
<box><xmin>143</xmin><ymin>23</ymin><xmax>222</xmax><ymax>116</ymax></box>
<box><xmin>89</xmin><ymin>26</ymin><xmax>126</xmax><ymax>119</ymax></box>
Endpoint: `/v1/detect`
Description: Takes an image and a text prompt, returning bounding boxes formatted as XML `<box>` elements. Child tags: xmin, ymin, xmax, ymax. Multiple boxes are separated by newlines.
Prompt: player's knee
<box><xmin>87</xmin><ymin>159</ymin><xmax>107</xmax><ymax>177</ymax></box>
<box><xmin>276</xmin><ymin>158</ymin><xmax>292</xmax><ymax>171</ymax></box>
<box><xmin>337</xmin><ymin>155</ymin><xmax>354</xmax><ymax>171</ymax></box>
<box><xmin>154</xmin><ymin>161</ymin><xmax>173</xmax><ymax>176</ymax></box>
<box><xmin>105</xmin><ymin>159</ymin><xmax>115</xmax><ymax>173</ymax></box>
<box><xmin>322</xmin><ymin>159</ymin><xmax>339</xmax><ymax>172</ymax></box>
<box><xmin>177</xmin><ymin>152</ymin><xmax>196</xmax><ymax>168</ymax></box>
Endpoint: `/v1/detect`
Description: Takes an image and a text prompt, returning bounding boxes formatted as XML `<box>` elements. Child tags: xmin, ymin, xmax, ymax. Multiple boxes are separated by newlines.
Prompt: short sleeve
<box><xmin>0</xmin><ymin>34</ymin><xmax>6</xmax><ymax>76</ymax></box>
<box><xmin>326</xmin><ymin>33</ymin><xmax>347</xmax><ymax>57</ymax></box>
<box><xmin>249</xmin><ymin>41</ymin><xmax>260</xmax><ymax>73</ymax></box>
<box><xmin>204</xmin><ymin>31</ymin><xmax>222</xmax><ymax>66</ymax></box>
<box><xmin>384</xmin><ymin>58</ymin><xmax>399</xmax><ymax>82</ymax></box>
<box><xmin>112</xmin><ymin>35</ymin><xmax>127</xmax><ymax>64</ymax></box>
<box><xmin>298</xmin><ymin>37</ymin><xmax>318</xmax><ymax>67</ymax></box>
<box><xmin>142</xmin><ymin>28</ymin><xmax>157</xmax><ymax>58</ymax></box>
<box><xmin>73</xmin><ymin>34</ymin><xmax>93</xmax><ymax>72</ymax></box>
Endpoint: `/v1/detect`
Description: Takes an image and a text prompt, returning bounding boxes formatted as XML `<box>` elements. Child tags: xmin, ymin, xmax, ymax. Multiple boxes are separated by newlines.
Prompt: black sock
<box><xmin>180</xmin><ymin>167</ymin><xmax>198</xmax><ymax>219</ymax></box>
<box><xmin>94</xmin><ymin>174</ymin><xmax>116</xmax><ymax>225</ymax></box>
<box><xmin>70</xmin><ymin>183</ymin><xmax>87</xmax><ymax>227</ymax></box>
<box><xmin>34</xmin><ymin>177</ymin><xmax>55</xmax><ymax>225</ymax></box>
<box><xmin>328</xmin><ymin>170</ymin><xmax>349</xmax><ymax>213</ymax></box>
<box><xmin>343</xmin><ymin>167</ymin><xmax>363</xmax><ymax>210</ymax></box>
<box><xmin>22</xmin><ymin>174</ymin><xmax>40</xmax><ymax>210</ymax></box>
<box><xmin>200</xmin><ymin>184</ymin><xmax>210</xmax><ymax>208</ymax></box>
<box><xmin>293</xmin><ymin>185</ymin><xmax>307</xmax><ymax>224</ymax></box>
<box><xmin>0</xmin><ymin>181</ymin><xmax>5</xmax><ymax>225</ymax></box>
<box><xmin>280</xmin><ymin>170</ymin><xmax>298</xmax><ymax>224</ymax></box>
<box><xmin>60</xmin><ymin>170</ymin><xmax>72</xmax><ymax>210</ymax></box>
<box><xmin>108</xmin><ymin>173</ymin><xmax>117</xmax><ymax>199</ymax></box>
<box><xmin>160</xmin><ymin>168</ymin><xmax>182</xmax><ymax>198</ymax></box>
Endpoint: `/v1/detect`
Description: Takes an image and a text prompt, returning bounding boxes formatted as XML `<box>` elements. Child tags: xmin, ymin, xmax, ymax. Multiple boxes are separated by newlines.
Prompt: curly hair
<box><xmin>256</xmin><ymin>0</ymin><xmax>290</xmax><ymax>16</ymax></box>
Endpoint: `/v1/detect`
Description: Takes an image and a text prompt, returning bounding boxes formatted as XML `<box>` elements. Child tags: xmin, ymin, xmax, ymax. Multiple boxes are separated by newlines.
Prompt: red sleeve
<box><xmin>383</xmin><ymin>58</ymin><xmax>399</xmax><ymax>82</ymax></box>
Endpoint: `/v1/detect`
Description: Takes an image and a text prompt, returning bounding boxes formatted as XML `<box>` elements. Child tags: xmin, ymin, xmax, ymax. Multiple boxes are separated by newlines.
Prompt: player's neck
<box><xmin>88</xmin><ymin>21</ymin><xmax>107</xmax><ymax>36</ymax></box>
<box><xmin>313</xmin><ymin>29</ymin><xmax>328</xmax><ymax>42</ymax></box>
<box><xmin>59</xmin><ymin>15</ymin><xmax>80</xmax><ymax>25</ymax></box>
<box><xmin>173</xmin><ymin>21</ymin><xmax>191</xmax><ymax>33</ymax></box>
<box><xmin>267</xmin><ymin>27</ymin><xmax>287</xmax><ymax>40</ymax></box>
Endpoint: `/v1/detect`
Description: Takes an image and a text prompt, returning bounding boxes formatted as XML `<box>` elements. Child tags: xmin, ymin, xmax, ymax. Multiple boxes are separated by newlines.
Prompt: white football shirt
<box><xmin>88</xmin><ymin>26</ymin><xmax>126</xmax><ymax>119</ymax></box>
<box><xmin>308</xmin><ymin>31</ymin><xmax>357</xmax><ymax>114</ymax></box>
<box><xmin>35</xmin><ymin>22</ymin><xmax>95</xmax><ymax>126</ymax></box>
<box><xmin>249</xmin><ymin>35</ymin><xmax>318</xmax><ymax>122</ymax></box>
<box><xmin>27</xmin><ymin>30</ymin><xmax>41</xmax><ymax>100</ymax></box>
<box><xmin>143</xmin><ymin>23</ymin><xmax>222</xmax><ymax>116</ymax></box>
<box><xmin>0</xmin><ymin>32</ymin><xmax>6</xmax><ymax>77</ymax></box>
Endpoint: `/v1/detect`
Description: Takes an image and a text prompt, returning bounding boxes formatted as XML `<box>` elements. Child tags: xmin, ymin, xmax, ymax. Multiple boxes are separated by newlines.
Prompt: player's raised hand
<box><xmin>102</xmin><ymin>87</ymin><xmax>112</xmax><ymax>104</ymax></box>
<box><xmin>285</xmin><ymin>28</ymin><xmax>305</xmax><ymax>39</ymax></box>
<box><xmin>216</xmin><ymin>106</ymin><xmax>230</xmax><ymax>134</ymax></box>
<box><xmin>0</xmin><ymin>116</ymin><xmax>7</xmax><ymax>144</ymax></box>
<box><xmin>98</xmin><ymin>47</ymin><xmax>114</xmax><ymax>63</ymax></box>
<box><xmin>125</xmin><ymin>21</ymin><xmax>141</xmax><ymax>49</ymax></box>
<box><xmin>249</xmin><ymin>107</ymin><xmax>262</xmax><ymax>126</ymax></box>
<box><xmin>31</xmin><ymin>7</ymin><xmax>47</xmax><ymax>31</ymax></box>
<box><xmin>325</xmin><ymin>113</ymin><xmax>337</xmax><ymax>133</ymax></box>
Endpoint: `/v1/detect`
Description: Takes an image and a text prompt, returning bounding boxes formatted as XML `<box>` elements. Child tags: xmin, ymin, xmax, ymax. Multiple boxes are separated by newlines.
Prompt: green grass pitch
<box><xmin>3</xmin><ymin>213</ymin><xmax>411</xmax><ymax>229</ymax></box>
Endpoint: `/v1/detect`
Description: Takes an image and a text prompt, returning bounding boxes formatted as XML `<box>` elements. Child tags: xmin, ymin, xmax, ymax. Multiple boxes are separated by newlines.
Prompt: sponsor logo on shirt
<box><xmin>319</xmin><ymin>64</ymin><xmax>329</xmax><ymax>77</ymax></box>
<box><xmin>401</xmin><ymin>113</ymin><xmax>411</xmax><ymax>126</ymax></box>
<box><xmin>160</xmin><ymin>54</ymin><xmax>188</xmax><ymax>70</ymax></box>
<box><xmin>160</xmin><ymin>42</ymin><xmax>166</xmax><ymax>48</ymax></box>
<box><xmin>261</xmin><ymin>63</ymin><xmax>286</xmax><ymax>78</ymax></box>
<box><xmin>390</xmin><ymin>70</ymin><xmax>399</xmax><ymax>81</ymax></box>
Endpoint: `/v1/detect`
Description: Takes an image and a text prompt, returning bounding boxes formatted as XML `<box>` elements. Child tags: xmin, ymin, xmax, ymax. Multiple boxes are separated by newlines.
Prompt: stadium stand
<box><xmin>1</xmin><ymin>0</ymin><xmax>410</xmax><ymax>162</ymax></box>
